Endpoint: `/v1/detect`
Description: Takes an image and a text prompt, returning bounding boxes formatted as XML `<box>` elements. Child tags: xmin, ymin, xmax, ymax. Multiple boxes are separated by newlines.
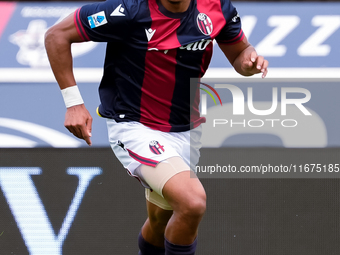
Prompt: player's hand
<box><xmin>64</xmin><ymin>104</ymin><xmax>93</xmax><ymax>146</ymax></box>
<box><xmin>243</xmin><ymin>51</ymin><xmax>268</xmax><ymax>78</ymax></box>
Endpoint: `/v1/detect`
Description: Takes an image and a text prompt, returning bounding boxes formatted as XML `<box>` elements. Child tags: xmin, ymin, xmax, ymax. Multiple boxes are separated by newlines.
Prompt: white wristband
<box><xmin>61</xmin><ymin>85</ymin><xmax>84</xmax><ymax>108</ymax></box>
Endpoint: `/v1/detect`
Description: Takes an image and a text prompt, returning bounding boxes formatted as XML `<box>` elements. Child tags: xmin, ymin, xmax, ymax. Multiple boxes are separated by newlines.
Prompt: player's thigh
<box><xmin>140</xmin><ymin>156</ymin><xmax>206</xmax><ymax>214</ymax></box>
<box><xmin>137</xmin><ymin>156</ymin><xmax>189</xmax><ymax>210</ymax></box>
<box><xmin>138</xmin><ymin>156</ymin><xmax>205</xmax><ymax>211</ymax></box>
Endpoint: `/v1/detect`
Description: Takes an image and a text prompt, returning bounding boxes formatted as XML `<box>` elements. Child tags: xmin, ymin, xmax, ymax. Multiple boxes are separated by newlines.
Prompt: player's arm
<box><xmin>45</xmin><ymin>12</ymin><xmax>93</xmax><ymax>146</ymax></box>
<box><xmin>218</xmin><ymin>36</ymin><xmax>268</xmax><ymax>78</ymax></box>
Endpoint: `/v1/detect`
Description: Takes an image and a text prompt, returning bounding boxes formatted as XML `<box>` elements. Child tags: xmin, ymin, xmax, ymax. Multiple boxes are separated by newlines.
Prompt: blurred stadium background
<box><xmin>1</xmin><ymin>0</ymin><xmax>340</xmax><ymax>254</ymax></box>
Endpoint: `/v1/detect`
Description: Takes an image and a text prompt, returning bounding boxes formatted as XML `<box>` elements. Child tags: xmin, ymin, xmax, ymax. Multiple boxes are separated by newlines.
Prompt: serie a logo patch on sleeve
<box><xmin>88</xmin><ymin>11</ymin><xmax>108</xmax><ymax>28</ymax></box>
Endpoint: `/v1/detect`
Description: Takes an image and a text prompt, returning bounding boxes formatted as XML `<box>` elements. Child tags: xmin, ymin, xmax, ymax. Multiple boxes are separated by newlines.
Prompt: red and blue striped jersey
<box><xmin>75</xmin><ymin>0</ymin><xmax>244</xmax><ymax>132</ymax></box>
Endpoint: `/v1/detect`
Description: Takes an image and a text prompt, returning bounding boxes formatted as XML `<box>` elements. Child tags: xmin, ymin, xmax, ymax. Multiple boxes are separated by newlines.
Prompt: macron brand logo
<box><xmin>232</xmin><ymin>13</ymin><xmax>240</xmax><ymax>22</ymax></box>
<box><xmin>145</xmin><ymin>28</ymin><xmax>156</xmax><ymax>42</ymax></box>
<box><xmin>110</xmin><ymin>4</ymin><xmax>125</xmax><ymax>16</ymax></box>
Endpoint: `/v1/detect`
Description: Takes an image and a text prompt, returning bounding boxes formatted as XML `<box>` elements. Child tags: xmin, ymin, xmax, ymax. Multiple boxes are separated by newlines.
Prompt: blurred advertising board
<box><xmin>0</xmin><ymin>2</ymin><xmax>340</xmax><ymax>147</ymax></box>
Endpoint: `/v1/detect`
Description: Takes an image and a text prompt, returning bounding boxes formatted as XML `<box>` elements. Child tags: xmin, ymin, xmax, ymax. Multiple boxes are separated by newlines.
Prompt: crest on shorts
<box><xmin>149</xmin><ymin>140</ymin><xmax>165</xmax><ymax>155</ymax></box>
<box><xmin>197</xmin><ymin>13</ymin><xmax>213</xmax><ymax>35</ymax></box>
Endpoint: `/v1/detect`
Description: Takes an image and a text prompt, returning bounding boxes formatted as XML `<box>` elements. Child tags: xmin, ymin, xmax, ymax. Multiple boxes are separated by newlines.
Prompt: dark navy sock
<box><xmin>164</xmin><ymin>237</ymin><xmax>197</xmax><ymax>255</ymax></box>
<box><xmin>138</xmin><ymin>231</ymin><xmax>165</xmax><ymax>255</ymax></box>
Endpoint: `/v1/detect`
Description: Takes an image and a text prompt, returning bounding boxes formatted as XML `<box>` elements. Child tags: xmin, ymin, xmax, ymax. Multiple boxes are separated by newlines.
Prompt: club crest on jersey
<box><xmin>197</xmin><ymin>13</ymin><xmax>213</xmax><ymax>35</ymax></box>
<box><xmin>88</xmin><ymin>11</ymin><xmax>108</xmax><ymax>29</ymax></box>
<box><xmin>149</xmin><ymin>140</ymin><xmax>165</xmax><ymax>155</ymax></box>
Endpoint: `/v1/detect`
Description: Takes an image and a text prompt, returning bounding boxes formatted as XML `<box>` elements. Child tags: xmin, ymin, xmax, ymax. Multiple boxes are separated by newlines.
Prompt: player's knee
<box><xmin>148</xmin><ymin>214</ymin><xmax>170</xmax><ymax>234</ymax></box>
<box><xmin>149</xmin><ymin>213</ymin><xmax>169</xmax><ymax>228</ymax></box>
<box><xmin>179</xmin><ymin>191</ymin><xmax>206</xmax><ymax>219</ymax></box>
<box><xmin>149</xmin><ymin>218</ymin><xmax>167</xmax><ymax>233</ymax></box>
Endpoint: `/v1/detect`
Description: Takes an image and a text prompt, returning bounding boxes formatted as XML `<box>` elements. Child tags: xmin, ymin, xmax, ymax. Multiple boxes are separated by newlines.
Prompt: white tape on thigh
<box><xmin>139</xmin><ymin>156</ymin><xmax>190</xmax><ymax>197</ymax></box>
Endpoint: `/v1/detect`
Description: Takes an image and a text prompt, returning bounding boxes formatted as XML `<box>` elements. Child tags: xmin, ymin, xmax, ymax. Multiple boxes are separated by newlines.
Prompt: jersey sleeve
<box><xmin>215</xmin><ymin>0</ymin><xmax>244</xmax><ymax>45</ymax></box>
<box><xmin>74</xmin><ymin>0</ymin><xmax>133</xmax><ymax>42</ymax></box>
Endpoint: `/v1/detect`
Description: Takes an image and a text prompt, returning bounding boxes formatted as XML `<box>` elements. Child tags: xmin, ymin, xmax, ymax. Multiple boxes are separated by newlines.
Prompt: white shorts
<box><xmin>106</xmin><ymin>119</ymin><xmax>202</xmax><ymax>190</ymax></box>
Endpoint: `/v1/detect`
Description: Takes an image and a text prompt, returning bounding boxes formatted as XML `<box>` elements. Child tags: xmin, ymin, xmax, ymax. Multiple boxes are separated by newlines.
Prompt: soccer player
<box><xmin>45</xmin><ymin>0</ymin><xmax>268</xmax><ymax>254</ymax></box>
